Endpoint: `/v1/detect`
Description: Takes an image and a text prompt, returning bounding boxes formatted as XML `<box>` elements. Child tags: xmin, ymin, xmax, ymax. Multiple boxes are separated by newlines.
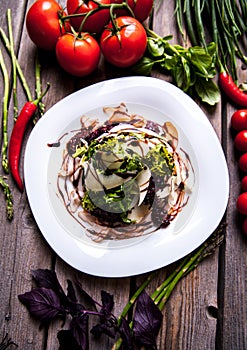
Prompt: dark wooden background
<box><xmin>0</xmin><ymin>0</ymin><xmax>246</xmax><ymax>349</ymax></box>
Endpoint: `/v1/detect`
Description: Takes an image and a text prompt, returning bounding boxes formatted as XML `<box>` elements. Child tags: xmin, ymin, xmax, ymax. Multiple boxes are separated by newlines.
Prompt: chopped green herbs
<box><xmin>77</xmin><ymin>125</ymin><xmax>178</xmax><ymax>226</ymax></box>
<box><xmin>81</xmin><ymin>191</ymin><xmax>96</xmax><ymax>211</ymax></box>
<box><xmin>84</xmin><ymin>180</ymin><xmax>139</xmax><ymax>214</ymax></box>
<box><xmin>145</xmin><ymin>143</ymin><xmax>175</xmax><ymax>176</ymax></box>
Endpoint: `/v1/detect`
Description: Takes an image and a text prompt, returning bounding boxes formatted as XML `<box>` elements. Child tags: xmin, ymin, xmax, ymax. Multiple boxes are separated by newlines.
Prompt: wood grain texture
<box><xmin>0</xmin><ymin>0</ymin><xmax>246</xmax><ymax>349</ymax></box>
<box><xmin>218</xmin><ymin>61</ymin><xmax>247</xmax><ymax>349</ymax></box>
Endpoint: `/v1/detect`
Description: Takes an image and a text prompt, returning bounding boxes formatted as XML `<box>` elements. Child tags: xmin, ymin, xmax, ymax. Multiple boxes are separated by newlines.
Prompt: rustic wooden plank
<box><xmin>0</xmin><ymin>1</ymin><xmax>38</xmax><ymax>347</ymax></box>
<box><xmin>1</xmin><ymin>1</ymin><xmax>246</xmax><ymax>349</ymax></box>
<box><xmin>218</xmin><ymin>60</ymin><xmax>247</xmax><ymax>349</ymax></box>
<box><xmin>0</xmin><ymin>1</ymin><xmax>55</xmax><ymax>348</ymax></box>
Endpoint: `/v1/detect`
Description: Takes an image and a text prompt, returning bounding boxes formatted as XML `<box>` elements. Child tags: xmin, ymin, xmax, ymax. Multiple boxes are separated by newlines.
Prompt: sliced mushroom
<box><xmin>98</xmin><ymin>172</ymin><xmax>126</xmax><ymax>190</ymax></box>
<box><xmin>127</xmin><ymin>204</ymin><xmax>150</xmax><ymax>222</ymax></box>
<box><xmin>136</xmin><ymin>167</ymin><xmax>151</xmax><ymax>206</ymax></box>
<box><xmin>163</xmin><ymin>121</ymin><xmax>178</xmax><ymax>149</ymax></box>
<box><xmin>127</xmin><ymin>139</ymin><xmax>150</xmax><ymax>157</ymax></box>
<box><xmin>84</xmin><ymin>163</ymin><xmax>104</xmax><ymax>192</ymax></box>
<box><xmin>98</xmin><ymin>150</ymin><xmax>125</xmax><ymax>170</ymax></box>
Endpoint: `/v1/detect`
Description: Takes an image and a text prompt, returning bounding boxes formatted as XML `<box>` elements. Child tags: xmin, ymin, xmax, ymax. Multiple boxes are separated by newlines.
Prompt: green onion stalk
<box><xmin>34</xmin><ymin>52</ymin><xmax>46</xmax><ymax>120</ymax></box>
<box><xmin>7</xmin><ymin>9</ymin><xmax>18</xmax><ymax>122</ymax></box>
<box><xmin>174</xmin><ymin>0</ymin><xmax>247</xmax><ymax>83</ymax></box>
<box><xmin>112</xmin><ymin>224</ymin><xmax>225</xmax><ymax>349</ymax></box>
<box><xmin>0</xmin><ymin>48</ymin><xmax>10</xmax><ymax>173</ymax></box>
<box><xmin>1</xmin><ymin>24</ymin><xmax>47</xmax><ymax>121</ymax></box>
<box><xmin>0</xmin><ymin>10</ymin><xmax>46</xmax><ymax>220</ymax></box>
<box><xmin>0</xmin><ymin>27</ymin><xmax>32</xmax><ymax>102</ymax></box>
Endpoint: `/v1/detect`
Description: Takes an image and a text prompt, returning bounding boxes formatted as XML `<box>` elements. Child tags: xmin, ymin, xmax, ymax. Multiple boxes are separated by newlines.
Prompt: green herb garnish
<box><xmin>84</xmin><ymin>179</ymin><xmax>139</xmax><ymax>214</ymax></box>
<box><xmin>81</xmin><ymin>191</ymin><xmax>96</xmax><ymax>211</ymax></box>
<box><xmin>145</xmin><ymin>143</ymin><xmax>175</xmax><ymax>176</ymax></box>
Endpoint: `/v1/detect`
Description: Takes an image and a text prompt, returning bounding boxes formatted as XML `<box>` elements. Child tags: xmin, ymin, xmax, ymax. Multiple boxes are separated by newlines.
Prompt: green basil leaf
<box><xmin>147</xmin><ymin>38</ymin><xmax>164</xmax><ymax>57</ymax></box>
<box><xmin>195</xmin><ymin>69</ymin><xmax>216</xmax><ymax>79</ymax></box>
<box><xmin>188</xmin><ymin>45</ymin><xmax>207</xmax><ymax>56</ymax></box>
<box><xmin>160</xmin><ymin>55</ymin><xmax>177</xmax><ymax>71</ymax></box>
<box><xmin>188</xmin><ymin>50</ymin><xmax>215</xmax><ymax>73</ymax></box>
<box><xmin>173</xmin><ymin>44</ymin><xmax>187</xmax><ymax>54</ymax></box>
<box><xmin>133</xmin><ymin>57</ymin><xmax>155</xmax><ymax>75</ymax></box>
<box><xmin>188</xmin><ymin>42</ymin><xmax>217</xmax><ymax>76</ymax></box>
<box><xmin>172</xmin><ymin>57</ymin><xmax>191</xmax><ymax>92</ymax></box>
<box><xmin>206</xmin><ymin>42</ymin><xmax>217</xmax><ymax>56</ymax></box>
<box><xmin>162</xmin><ymin>35</ymin><xmax>173</xmax><ymax>41</ymax></box>
<box><xmin>194</xmin><ymin>78</ymin><xmax>221</xmax><ymax>105</ymax></box>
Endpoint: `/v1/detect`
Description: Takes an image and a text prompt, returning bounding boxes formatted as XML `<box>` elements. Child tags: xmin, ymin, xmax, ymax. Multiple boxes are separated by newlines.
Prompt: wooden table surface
<box><xmin>0</xmin><ymin>1</ymin><xmax>246</xmax><ymax>349</ymax></box>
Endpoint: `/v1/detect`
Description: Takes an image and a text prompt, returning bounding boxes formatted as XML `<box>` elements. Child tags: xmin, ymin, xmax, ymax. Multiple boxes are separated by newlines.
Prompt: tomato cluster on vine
<box><xmin>26</xmin><ymin>0</ymin><xmax>153</xmax><ymax>77</ymax></box>
<box><xmin>231</xmin><ymin>110</ymin><xmax>247</xmax><ymax>234</ymax></box>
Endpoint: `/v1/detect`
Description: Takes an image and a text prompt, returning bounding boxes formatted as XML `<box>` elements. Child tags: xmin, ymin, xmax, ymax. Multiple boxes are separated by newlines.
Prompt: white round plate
<box><xmin>24</xmin><ymin>76</ymin><xmax>229</xmax><ymax>277</ymax></box>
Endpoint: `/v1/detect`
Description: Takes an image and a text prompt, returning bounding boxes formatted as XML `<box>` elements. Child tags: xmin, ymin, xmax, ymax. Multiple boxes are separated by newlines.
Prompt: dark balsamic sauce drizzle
<box><xmin>57</xmin><ymin>105</ymin><xmax>193</xmax><ymax>241</ymax></box>
<box><xmin>47</xmin><ymin>132</ymin><xmax>69</xmax><ymax>148</ymax></box>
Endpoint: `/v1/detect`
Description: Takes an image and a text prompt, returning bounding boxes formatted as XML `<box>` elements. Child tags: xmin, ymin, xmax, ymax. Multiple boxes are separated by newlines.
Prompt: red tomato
<box><xmin>241</xmin><ymin>176</ymin><xmax>247</xmax><ymax>191</ymax></box>
<box><xmin>66</xmin><ymin>0</ymin><xmax>110</xmax><ymax>33</ymax></box>
<box><xmin>234</xmin><ymin>130</ymin><xmax>247</xmax><ymax>152</ymax></box>
<box><xmin>26</xmin><ymin>0</ymin><xmax>69</xmax><ymax>50</ymax></box>
<box><xmin>237</xmin><ymin>192</ymin><xmax>247</xmax><ymax>215</ymax></box>
<box><xmin>100</xmin><ymin>16</ymin><xmax>147</xmax><ymax>68</ymax></box>
<box><xmin>110</xmin><ymin>0</ymin><xmax>153</xmax><ymax>22</ymax></box>
<box><xmin>231</xmin><ymin>110</ymin><xmax>247</xmax><ymax>131</ymax></box>
<box><xmin>239</xmin><ymin>153</ymin><xmax>247</xmax><ymax>172</ymax></box>
<box><xmin>56</xmin><ymin>33</ymin><xmax>100</xmax><ymax>76</ymax></box>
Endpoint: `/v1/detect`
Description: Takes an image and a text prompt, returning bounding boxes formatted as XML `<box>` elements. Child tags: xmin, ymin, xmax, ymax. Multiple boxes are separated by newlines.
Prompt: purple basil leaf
<box><xmin>67</xmin><ymin>279</ymin><xmax>77</xmax><ymax>303</ymax></box>
<box><xmin>57</xmin><ymin>330</ymin><xmax>81</xmax><ymax>350</ymax></box>
<box><xmin>31</xmin><ymin>269</ymin><xmax>75</xmax><ymax>315</ymax></box>
<box><xmin>133</xmin><ymin>291</ymin><xmax>163</xmax><ymax>348</ymax></box>
<box><xmin>31</xmin><ymin>269</ymin><xmax>63</xmax><ymax>292</ymax></box>
<box><xmin>119</xmin><ymin>318</ymin><xmax>134</xmax><ymax>350</ymax></box>
<box><xmin>101</xmin><ymin>290</ymin><xmax>114</xmax><ymax>315</ymax></box>
<box><xmin>75</xmin><ymin>280</ymin><xmax>97</xmax><ymax>311</ymax></box>
<box><xmin>31</xmin><ymin>269</ymin><xmax>67</xmax><ymax>302</ymax></box>
<box><xmin>90</xmin><ymin>290</ymin><xmax>116</xmax><ymax>340</ymax></box>
<box><xmin>90</xmin><ymin>323</ymin><xmax>116</xmax><ymax>339</ymax></box>
<box><xmin>18</xmin><ymin>288</ymin><xmax>66</xmax><ymax>323</ymax></box>
<box><xmin>70</xmin><ymin>314</ymin><xmax>89</xmax><ymax>350</ymax></box>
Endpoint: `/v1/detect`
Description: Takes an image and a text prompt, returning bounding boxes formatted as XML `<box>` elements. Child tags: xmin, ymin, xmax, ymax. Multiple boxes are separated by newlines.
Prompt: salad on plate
<box><xmin>57</xmin><ymin>103</ymin><xmax>194</xmax><ymax>242</ymax></box>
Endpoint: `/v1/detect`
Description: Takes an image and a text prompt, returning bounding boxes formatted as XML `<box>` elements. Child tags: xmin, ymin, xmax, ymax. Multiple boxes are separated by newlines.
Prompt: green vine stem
<box><xmin>7</xmin><ymin>9</ymin><xmax>18</xmax><ymax>122</ymax></box>
<box><xmin>61</xmin><ymin>1</ymin><xmax>134</xmax><ymax>36</ymax></box>
<box><xmin>116</xmin><ymin>272</ymin><xmax>156</xmax><ymax>327</ymax></box>
<box><xmin>0</xmin><ymin>27</ymin><xmax>32</xmax><ymax>102</ymax></box>
<box><xmin>0</xmin><ymin>48</ymin><xmax>10</xmax><ymax>173</ymax></box>
<box><xmin>34</xmin><ymin>52</ymin><xmax>46</xmax><ymax>119</ymax></box>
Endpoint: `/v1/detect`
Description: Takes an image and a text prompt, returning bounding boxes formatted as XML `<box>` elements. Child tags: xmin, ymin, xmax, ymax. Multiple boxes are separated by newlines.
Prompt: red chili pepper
<box><xmin>9</xmin><ymin>84</ymin><xmax>50</xmax><ymax>192</ymax></box>
<box><xmin>219</xmin><ymin>71</ymin><xmax>247</xmax><ymax>107</ymax></box>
